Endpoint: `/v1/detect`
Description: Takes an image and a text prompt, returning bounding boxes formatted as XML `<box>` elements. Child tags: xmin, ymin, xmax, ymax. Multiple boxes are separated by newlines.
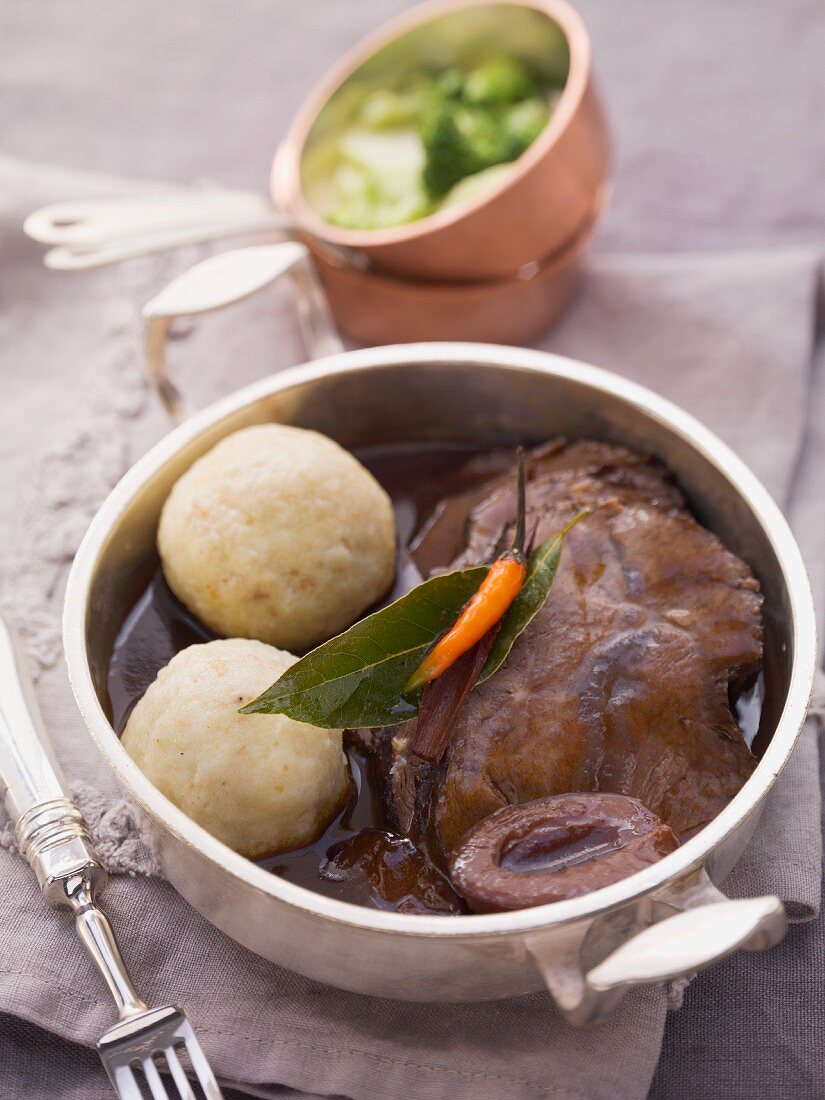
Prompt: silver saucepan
<box><xmin>63</xmin><ymin>242</ymin><xmax>816</xmax><ymax>1023</ymax></box>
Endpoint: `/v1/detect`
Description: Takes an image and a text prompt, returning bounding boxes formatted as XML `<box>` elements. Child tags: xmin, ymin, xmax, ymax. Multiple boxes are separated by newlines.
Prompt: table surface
<box><xmin>2</xmin><ymin>2</ymin><xmax>824</xmax><ymax>1098</ymax></box>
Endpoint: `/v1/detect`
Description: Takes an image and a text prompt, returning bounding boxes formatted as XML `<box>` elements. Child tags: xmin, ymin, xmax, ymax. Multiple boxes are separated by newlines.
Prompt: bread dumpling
<box><xmin>157</xmin><ymin>424</ymin><xmax>395</xmax><ymax>651</ymax></box>
<box><xmin>122</xmin><ymin>639</ymin><xmax>349</xmax><ymax>858</ymax></box>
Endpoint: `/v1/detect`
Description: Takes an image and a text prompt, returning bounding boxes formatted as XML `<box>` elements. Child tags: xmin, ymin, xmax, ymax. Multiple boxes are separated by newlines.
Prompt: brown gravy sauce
<box><xmin>107</xmin><ymin>441</ymin><xmax>764</xmax><ymax>910</ymax></box>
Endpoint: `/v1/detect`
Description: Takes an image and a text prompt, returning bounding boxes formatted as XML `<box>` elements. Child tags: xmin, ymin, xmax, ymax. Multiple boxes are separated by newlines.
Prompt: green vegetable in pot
<box><xmin>358</xmin><ymin>80</ymin><xmax>436</xmax><ymax>129</ymax></box>
<box><xmin>504</xmin><ymin>96</ymin><xmax>553</xmax><ymax>148</ymax></box>
<box><xmin>462</xmin><ymin>56</ymin><xmax>538</xmax><ymax>105</ymax></box>
<box><xmin>420</xmin><ymin>106</ymin><xmax>479</xmax><ymax>200</ymax></box>
<box><xmin>437</xmin><ymin>67</ymin><xmax>465</xmax><ymax>100</ymax></box>
<box><xmin>301</xmin><ymin>53</ymin><xmax>557</xmax><ymax>230</ymax></box>
<box><xmin>421</xmin><ymin>99</ymin><xmax>550</xmax><ymax>200</ymax></box>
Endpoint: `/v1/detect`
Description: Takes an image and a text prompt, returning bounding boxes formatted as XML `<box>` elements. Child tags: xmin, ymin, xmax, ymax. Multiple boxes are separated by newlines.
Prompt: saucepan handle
<box><xmin>25</xmin><ymin>189</ymin><xmax>288</xmax><ymax>270</ymax></box>
<box><xmin>528</xmin><ymin>870</ymin><xmax>787</xmax><ymax>1025</ymax></box>
<box><xmin>142</xmin><ymin>241</ymin><xmax>343</xmax><ymax>422</ymax></box>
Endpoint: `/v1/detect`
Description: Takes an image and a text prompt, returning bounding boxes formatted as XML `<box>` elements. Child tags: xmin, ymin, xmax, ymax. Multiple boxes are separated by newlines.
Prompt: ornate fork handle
<box><xmin>0</xmin><ymin>612</ymin><xmax>147</xmax><ymax>1018</ymax></box>
<box><xmin>15</xmin><ymin>798</ymin><xmax>102</xmax><ymax>893</ymax></box>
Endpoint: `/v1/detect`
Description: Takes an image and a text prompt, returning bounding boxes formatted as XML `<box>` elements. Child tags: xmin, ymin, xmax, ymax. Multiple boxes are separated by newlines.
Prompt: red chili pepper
<box><xmin>406</xmin><ymin>448</ymin><xmax>528</xmax><ymax>694</ymax></box>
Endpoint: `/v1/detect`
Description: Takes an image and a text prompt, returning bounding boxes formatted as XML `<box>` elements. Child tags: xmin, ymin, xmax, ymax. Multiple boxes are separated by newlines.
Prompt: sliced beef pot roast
<box><xmin>421</xmin><ymin>441</ymin><xmax>762</xmax><ymax>858</ymax></box>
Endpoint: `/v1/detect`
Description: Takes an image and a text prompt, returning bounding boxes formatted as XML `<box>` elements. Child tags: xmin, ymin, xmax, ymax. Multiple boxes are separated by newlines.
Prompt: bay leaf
<box><xmin>242</xmin><ymin>512</ymin><xmax>587</xmax><ymax>730</ymax></box>
<box><xmin>241</xmin><ymin>566</ymin><xmax>487</xmax><ymax>728</ymax></box>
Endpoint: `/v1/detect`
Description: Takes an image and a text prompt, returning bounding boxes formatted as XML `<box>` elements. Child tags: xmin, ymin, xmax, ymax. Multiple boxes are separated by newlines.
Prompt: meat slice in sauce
<box><xmin>421</xmin><ymin>441</ymin><xmax>762</xmax><ymax>857</ymax></box>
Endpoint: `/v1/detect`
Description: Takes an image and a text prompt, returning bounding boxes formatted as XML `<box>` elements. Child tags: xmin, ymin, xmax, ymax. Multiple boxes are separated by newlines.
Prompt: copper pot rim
<box><xmin>63</xmin><ymin>344</ymin><xmax>817</xmax><ymax>939</ymax></box>
<box><xmin>272</xmin><ymin>0</ymin><xmax>594</xmax><ymax>249</ymax></box>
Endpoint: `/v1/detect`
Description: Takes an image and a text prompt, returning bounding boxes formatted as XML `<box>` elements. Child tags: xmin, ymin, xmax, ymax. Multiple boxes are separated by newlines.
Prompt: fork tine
<box><xmin>98</xmin><ymin>1007</ymin><xmax>223</xmax><ymax>1100</ymax></box>
<box><xmin>142</xmin><ymin>1055</ymin><xmax>170</xmax><ymax>1100</ymax></box>
<box><xmin>180</xmin><ymin>1028</ymin><xmax>223</xmax><ymax>1100</ymax></box>
<box><xmin>111</xmin><ymin>1063</ymin><xmax>147</xmax><ymax>1100</ymax></box>
<box><xmin>164</xmin><ymin>1047</ymin><xmax>197</xmax><ymax>1100</ymax></box>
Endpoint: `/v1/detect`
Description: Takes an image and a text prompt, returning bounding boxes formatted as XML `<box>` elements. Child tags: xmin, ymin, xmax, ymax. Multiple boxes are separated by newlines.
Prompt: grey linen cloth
<box><xmin>0</xmin><ymin>152</ymin><xmax>822</xmax><ymax>1100</ymax></box>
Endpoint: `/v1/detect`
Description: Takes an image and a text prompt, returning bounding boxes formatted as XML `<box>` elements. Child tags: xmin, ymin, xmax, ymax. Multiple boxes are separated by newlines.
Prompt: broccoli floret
<box><xmin>456</xmin><ymin>105</ymin><xmax>525</xmax><ymax>164</ymax></box>
<box><xmin>437</xmin><ymin>67</ymin><xmax>465</xmax><ymax>100</ymax></box>
<box><xmin>420</xmin><ymin>106</ymin><xmax>480</xmax><ymax>199</ymax></box>
<box><xmin>420</xmin><ymin>97</ymin><xmax>547</xmax><ymax>199</ymax></box>
<box><xmin>502</xmin><ymin>97</ymin><xmax>549</xmax><ymax>148</ymax></box>
<box><xmin>462</xmin><ymin>56</ymin><xmax>537</xmax><ymax>105</ymax></box>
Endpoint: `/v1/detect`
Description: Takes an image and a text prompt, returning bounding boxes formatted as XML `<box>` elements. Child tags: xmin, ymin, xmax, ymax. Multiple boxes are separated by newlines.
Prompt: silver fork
<box><xmin>0</xmin><ymin>611</ymin><xmax>224</xmax><ymax>1099</ymax></box>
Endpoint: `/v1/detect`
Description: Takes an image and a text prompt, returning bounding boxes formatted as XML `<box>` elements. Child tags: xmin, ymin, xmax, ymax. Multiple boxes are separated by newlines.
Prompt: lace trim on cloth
<box><xmin>0</xmin><ymin>242</ymin><xmax>197</xmax><ymax>879</ymax></box>
<box><xmin>0</xmin><ymin>780</ymin><xmax>161</xmax><ymax>876</ymax></box>
<box><xmin>0</xmin><ymin>253</ymin><xmax>174</xmax><ymax>675</ymax></box>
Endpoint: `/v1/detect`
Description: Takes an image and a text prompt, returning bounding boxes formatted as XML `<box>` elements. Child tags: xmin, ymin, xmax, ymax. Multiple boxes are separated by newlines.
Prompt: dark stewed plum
<box><xmin>449</xmin><ymin>793</ymin><xmax>679</xmax><ymax>912</ymax></box>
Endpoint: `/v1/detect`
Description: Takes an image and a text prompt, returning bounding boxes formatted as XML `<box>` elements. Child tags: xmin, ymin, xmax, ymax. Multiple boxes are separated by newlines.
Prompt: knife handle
<box><xmin>0</xmin><ymin>610</ymin><xmax>105</xmax><ymax>902</ymax></box>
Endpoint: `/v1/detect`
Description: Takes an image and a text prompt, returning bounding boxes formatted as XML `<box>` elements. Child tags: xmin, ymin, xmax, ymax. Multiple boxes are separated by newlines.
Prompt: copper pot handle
<box><xmin>143</xmin><ymin>242</ymin><xmax>343</xmax><ymax>422</ymax></box>
<box><xmin>528</xmin><ymin>869</ymin><xmax>787</xmax><ymax>1025</ymax></box>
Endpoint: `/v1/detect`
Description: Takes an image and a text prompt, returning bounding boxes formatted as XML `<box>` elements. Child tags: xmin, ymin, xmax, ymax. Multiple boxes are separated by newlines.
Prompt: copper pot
<box><xmin>26</xmin><ymin>0</ymin><xmax>610</xmax><ymax>345</ymax></box>
<box><xmin>314</xmin><ymin>211</ymin><xmax>597</xmax><ymax>345</ymax></box>
<box><xmin>272</xmin><ymin>0</ymin><xmax>611</xmax><ymax>284</ymax></box>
